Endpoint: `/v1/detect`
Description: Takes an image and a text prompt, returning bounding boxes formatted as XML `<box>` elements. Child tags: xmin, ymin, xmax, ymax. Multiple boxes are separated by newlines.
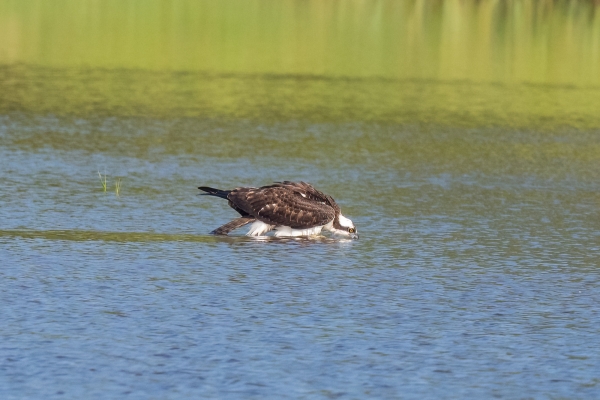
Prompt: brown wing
<box><xmin>228</xmin><ymin>182</ymin><xmax>336</xmax><ymax>229</ymax></box>
<box><xmin>211</xmin><ymin>217</ymin><xmax>255</xmax><ymax>235</ymax></box>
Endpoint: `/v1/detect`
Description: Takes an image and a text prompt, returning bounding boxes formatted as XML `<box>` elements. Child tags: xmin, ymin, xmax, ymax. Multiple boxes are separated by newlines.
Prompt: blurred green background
<box><xmin>0</xmin><ymin>0</ymin><xmax>599</xmax><ymax>128</ymax></box>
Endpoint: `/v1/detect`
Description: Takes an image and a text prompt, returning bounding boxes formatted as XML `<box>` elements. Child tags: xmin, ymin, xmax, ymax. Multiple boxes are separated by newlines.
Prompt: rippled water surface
<box><xmin>2</xmin><ymin>1</ymin><xmax>600</xmax><ymax>397</ymax></box>
<box><xmin>2</xmin><ymin>104</ymin><xmax>600</xmax><ymax>398</ymax></box>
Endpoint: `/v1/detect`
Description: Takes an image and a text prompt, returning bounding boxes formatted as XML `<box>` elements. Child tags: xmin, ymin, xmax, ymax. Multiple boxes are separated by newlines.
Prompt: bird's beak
<box><xmin>351</xmin><ymin>232</ymin><xmax>359</xmax><ymax>240</ymax></box>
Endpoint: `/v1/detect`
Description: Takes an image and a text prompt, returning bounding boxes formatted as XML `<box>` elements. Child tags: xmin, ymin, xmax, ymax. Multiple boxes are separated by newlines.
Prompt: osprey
<box><xmin>198</xmin><ymin>181</ymin><xmax>358</xmax><ymax>239</ymax></box>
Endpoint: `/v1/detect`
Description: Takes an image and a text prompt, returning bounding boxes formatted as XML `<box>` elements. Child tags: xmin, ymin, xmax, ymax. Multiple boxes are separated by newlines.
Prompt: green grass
<box><xmin>98</xmin><ymin>171</ymin><xmax>107</xmax><ymax>192</ymax></box>
<box><xmin>115</xmin><ymin>178</ymin><xmax>121</xmax><ymax>197</ymax></box>
<box><xmin>98</xmin><ymin>171</ymin><xmax>120</xmax><ymax>196</ymax></box>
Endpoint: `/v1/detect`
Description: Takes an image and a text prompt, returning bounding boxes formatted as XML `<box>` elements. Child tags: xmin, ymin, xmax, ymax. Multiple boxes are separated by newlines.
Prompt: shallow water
<box><xmin>2</xmin><ymin>1</ymin><xmax>600</xmax><ymax>397</ymax></box>
<box><xmin>2</xmin><ymin>102</ymin><xmax>600</xmax><ymax>398</ymax></box>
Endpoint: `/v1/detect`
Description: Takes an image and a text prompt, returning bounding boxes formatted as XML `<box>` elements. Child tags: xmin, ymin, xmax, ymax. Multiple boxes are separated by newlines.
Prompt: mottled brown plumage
<box><xmin>228</xmin><ymin>182</ymin><xmax>338</xmax><ymax>229</ymax></box>
<box><xmin>198</xmin><ymin>181</ymin><xmax>356</xmax><ymax>237</ymax></box>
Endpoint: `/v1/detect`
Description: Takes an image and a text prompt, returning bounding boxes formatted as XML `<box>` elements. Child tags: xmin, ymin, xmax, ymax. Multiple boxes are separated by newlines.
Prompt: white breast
<box><xmin>246</xmin><ymin>221</ymin><xmax>324</xmax><ymax>237</ymax></box>
<box><xmin>273</xmin><ymin>225</ymin><xmax>324</xmax><ymax>237</ymax></box>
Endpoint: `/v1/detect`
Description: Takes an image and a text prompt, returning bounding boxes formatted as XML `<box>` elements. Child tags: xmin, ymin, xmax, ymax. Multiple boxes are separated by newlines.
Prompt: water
<box><xmin>2</xmin><ymin>1</ymin><xmax>600</xmax><ymax>398</ymax></box>
<box><xmin>2</xmin><ymin>104</ymin><xmax>600</xmax><ymax>398</ymax></box>
<box><xmin>2</xmin><ymin>0</ymin><xmax>599</xmax><ymax>86</ymax></box>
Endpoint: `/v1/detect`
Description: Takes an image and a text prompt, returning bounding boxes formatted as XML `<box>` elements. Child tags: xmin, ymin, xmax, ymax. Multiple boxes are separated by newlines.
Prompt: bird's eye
<box><xmin>348</xmin><ymin>228</ymin><xmax>355</xmax><ymax>233</ymax></box>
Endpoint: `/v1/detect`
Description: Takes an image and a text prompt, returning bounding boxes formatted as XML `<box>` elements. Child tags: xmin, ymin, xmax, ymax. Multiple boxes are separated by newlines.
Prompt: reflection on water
<box><xmin>0</xmin><ymin>229</ymin><xmax>355</xmax><ymax>245</ymax></box>
<box><xmin>1</xmin><ymin>66</ymin><xmax>600</xmax><ymax>129</ymax></box>
<box><xmin>1</xmin><ymin>0</ymin><xmax>599</xmax><ymax>128</ymax></box>
<box><xmin>1</xmin><ymin>0</ymin><xmax>599</xmax><ymax>86</ymax></box>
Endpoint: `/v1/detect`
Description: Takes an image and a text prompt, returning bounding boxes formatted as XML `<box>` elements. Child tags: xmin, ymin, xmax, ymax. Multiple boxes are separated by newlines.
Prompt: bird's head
<box><xmin>333</xmin><ymin>214</ymin><xmax>359</xmax><ymax>239</ymax></box>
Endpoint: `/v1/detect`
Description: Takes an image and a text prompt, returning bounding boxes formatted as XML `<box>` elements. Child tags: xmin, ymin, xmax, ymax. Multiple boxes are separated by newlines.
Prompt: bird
<box><xmin>198</xmin><ymin>181</ymin><xmax>358</xmax><ymax>239</ymax></box>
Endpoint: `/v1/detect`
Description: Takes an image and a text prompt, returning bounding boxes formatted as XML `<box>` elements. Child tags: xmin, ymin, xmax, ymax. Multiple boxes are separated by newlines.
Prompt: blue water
<box><xmin>1</xmin><ymin>114</ymin><xmax>600</xmax><ymax>399</ymax></box>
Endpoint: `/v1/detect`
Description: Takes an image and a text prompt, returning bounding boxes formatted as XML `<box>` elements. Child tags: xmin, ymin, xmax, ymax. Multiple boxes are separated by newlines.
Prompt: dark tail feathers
<box><xmin>198</xmin><ymin>186</ymin><xmax>230</xmax><ymax>199</ymax></box>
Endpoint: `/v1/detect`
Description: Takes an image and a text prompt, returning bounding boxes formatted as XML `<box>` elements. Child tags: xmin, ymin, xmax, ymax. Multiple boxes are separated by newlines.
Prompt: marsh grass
<box><xmin>98</xmin><ymin>171</ymin><xmax>107</xmax><ymax>192</ymax></box>
<box><xmin>115</xmin><ymin>178</ymin><xmax>122</xmax><ymax>196</ymax></box>
<box><xmin>98</xmin><ymin>171</ymin><xmax>121</xmax><ymax>196</ymax></box>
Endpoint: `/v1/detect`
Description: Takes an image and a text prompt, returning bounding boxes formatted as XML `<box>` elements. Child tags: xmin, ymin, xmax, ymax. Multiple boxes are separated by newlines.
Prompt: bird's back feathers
<box><xmin>199</xmin><ymin>181</ymin><xmax>344</xmax><ymax>234</ymax></box>
<box><xmin>227</xmin><ymin>182</ymin><xmax>337</xmax><ymax>229</ymax></box>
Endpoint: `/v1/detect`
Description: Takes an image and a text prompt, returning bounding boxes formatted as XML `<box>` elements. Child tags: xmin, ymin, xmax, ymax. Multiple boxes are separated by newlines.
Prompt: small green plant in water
<box><xmin>115</xmin><ymin>178</ymin><xmax>122</xmax><ymax>196</ymax></box>
<box><xmin>98</xmin><ymin>171</ymin><xmax>107</xmax><ymax>192</ymax></box>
